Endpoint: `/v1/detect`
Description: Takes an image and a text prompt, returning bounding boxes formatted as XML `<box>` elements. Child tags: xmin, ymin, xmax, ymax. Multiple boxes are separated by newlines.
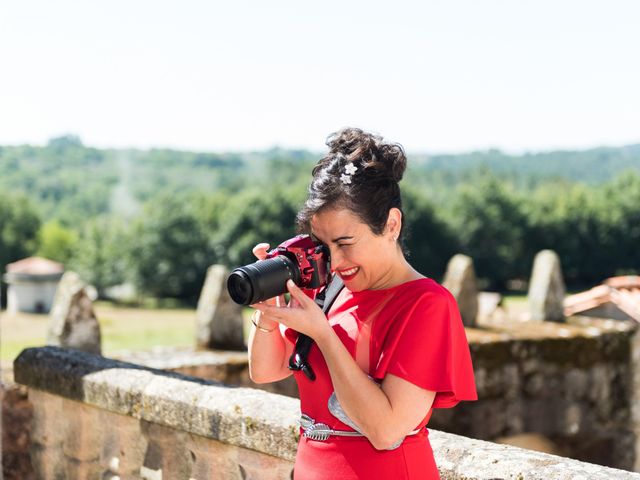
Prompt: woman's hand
<box><xmin>253</xmin><ymin>280</ymin><xmax>332</xmax><ymax>341</ymax></box>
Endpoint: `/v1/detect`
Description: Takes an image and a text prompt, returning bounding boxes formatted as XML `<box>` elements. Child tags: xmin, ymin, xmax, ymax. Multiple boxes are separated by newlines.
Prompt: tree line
<box><xmin>1</xmin><ymin>137</ymin><xmax>639</xmax><ymax>305</ymax></box>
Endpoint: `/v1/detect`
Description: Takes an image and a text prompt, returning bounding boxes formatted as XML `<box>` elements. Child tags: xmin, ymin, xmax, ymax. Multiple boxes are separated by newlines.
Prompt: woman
<box><xmin>249</xmin><ymin>128</ymin><xmax>477</xmax><ymax>479</ymax></box>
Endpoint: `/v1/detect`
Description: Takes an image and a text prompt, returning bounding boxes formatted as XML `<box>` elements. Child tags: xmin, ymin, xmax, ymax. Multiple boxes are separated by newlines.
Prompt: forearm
<box><xmin>248</xmin><ymin>312</ymin><xmax>291</xmax><ymax>383</ymax></box>
<box><xmin>315</xmin><ymin>331</ymin><xmax>400</xmax><ymax>448</ymax></box>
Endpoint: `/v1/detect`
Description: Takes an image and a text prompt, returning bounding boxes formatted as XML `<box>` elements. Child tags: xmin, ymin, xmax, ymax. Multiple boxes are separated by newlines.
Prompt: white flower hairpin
<box><xmin>340</xmin><ymin>162</ymin><xmax>358</xmax><ymax>185</ymax></box>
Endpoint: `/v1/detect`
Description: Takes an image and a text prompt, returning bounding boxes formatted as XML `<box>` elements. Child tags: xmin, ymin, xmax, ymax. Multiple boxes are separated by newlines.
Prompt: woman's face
<box><xmin>310</xmin><ymin>207</ymin><xmax>400</xmax><ymax>291</ymax></box>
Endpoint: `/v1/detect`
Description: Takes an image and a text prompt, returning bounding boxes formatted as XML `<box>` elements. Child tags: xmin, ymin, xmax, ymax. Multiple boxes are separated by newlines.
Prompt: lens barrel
<box><xmin>227</xmin><ymin>255</ymin><xmax>300</xmax><ymax>305</ymax></box>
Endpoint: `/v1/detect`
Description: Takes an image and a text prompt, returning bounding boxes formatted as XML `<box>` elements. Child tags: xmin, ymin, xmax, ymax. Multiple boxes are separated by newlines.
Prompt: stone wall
<box><xmin>432</xmin><ymin>314</ymin><xmax>640</xmax><ymax>471</ymax></box>
<box><xmin>117</xmin><ymin>314</ymin><xmax>640</xmax><ymax>472</ymax></box>
<box><xmin>13</xmin><ymin>346</ymin><xmax>640</xmax><ymax>480</ymax></box>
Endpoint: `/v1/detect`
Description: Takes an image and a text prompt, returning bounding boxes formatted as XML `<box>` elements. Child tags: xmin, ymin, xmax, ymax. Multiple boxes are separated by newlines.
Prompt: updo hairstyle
<box><xmin>296</xmin><ymin>127</ymin><xmax>408</xmax><ymax>244</ymax></box>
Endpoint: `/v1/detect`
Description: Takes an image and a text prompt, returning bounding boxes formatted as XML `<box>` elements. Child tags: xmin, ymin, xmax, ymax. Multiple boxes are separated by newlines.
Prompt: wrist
<box><xmin>251</xmin><ymin>311</ymin><xmax>278</xmax><ymax>333</ymax></box>
<box><xmin>314</xmin><ymin>324</ymin><xmax>335</xmax><ymax>348</ymax></box>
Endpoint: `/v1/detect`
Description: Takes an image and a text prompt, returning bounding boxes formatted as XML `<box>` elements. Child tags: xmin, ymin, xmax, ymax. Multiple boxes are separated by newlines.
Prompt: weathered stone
<box><xmin>47</xmin><ymin>271</ymin><xmax>101</xmax><ymax>354</ymax></box>
<box><xmin>14</xmin><ymin>344</ymin><xmax>640</xmax><ymax>480</ymax></box>
<box><xmin>442</xmin><ymin>254</ymin><xmax>478</xmax><ymax>327</ymax></box>
<box><xmin>528</xmin><ymin>249</ymin><xmax>566</xmax><ymax>322</ymax></box>
<box><xmin>196</xmin><ymin>265</ymin><xmax>245</xmax><ymax>351</ymax></box>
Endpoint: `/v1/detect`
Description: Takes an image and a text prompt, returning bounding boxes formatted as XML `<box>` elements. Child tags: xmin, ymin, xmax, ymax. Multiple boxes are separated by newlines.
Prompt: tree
<box><xmin>36</xmin><ymin>221</ymin><xmax>78</xmax><ymax>265</ymax></box>
<box><xmin>68</xmin><ymin>215</ymin><xmax>131</xmax><ymax>296</ymax></box>
<box><xmin>402</xmin><ymin>187</ymin><xmax>459</xmax><ymax>280</ymax></box>
<box><xmin>127</xmin><ymin>192</ymin><xmax>216</xmax><ymax>301</ymax></box>
<box><xmin>447</xmin><ymin>175</ymin><xmax>529</xmax><ymax>289</ymax></box>
<box><xmin>0</xmin><ymin>191</ymin><xmax>41</xmax><ymax>269</ymax></box>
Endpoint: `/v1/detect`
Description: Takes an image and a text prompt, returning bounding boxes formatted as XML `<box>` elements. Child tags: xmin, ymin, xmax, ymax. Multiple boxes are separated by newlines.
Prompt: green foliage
<box><xmin>2</xmin><ymin>138</ymin><xmax>640</xmax><ymax>298</ymax></box>
<box><xmin>36</xmin><ymin>221</ymin><xmax>78</xmax><ymax>265</ymax></box>
<box><xmin>213</xmin><ymin>187</ymin><xmax>304</xmax><ymax>267</ymax></box>
<box><xmin>0</xmin><ymin>191</ymin><xmax>41</xmax><ymax>269</ymax></box>
<box><xmin>448</xmin><ymin>175</ymin><xmax>529</xmax><ymax>288</ymax></box>
<box><xmin>127</xmin><ymin>192</ymin><xmax>216</xmax><ymax>301</ymax></box>
<box><xmin>67</xmin><ymin>215</ymin><xmax>131</xmax><ymax>295</ymax></box>
<box><xmin>402</xmin><ymin>187</ymin><xmax>459</xmax><ymax>280</ymax></box>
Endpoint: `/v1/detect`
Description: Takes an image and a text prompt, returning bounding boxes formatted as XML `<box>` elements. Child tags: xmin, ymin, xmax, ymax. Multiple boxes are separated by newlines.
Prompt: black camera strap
<box><xmin>288</xmin><ymin>275</ymin><xmax>344</xmax><ymax>381</ymax></box>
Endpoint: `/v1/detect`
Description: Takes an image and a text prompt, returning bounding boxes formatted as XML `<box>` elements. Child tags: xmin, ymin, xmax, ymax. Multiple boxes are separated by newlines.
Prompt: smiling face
<box><xmin>310</xmin><ymin>207</ymin><xmax>403</xmax><ymax>291</ymax></box>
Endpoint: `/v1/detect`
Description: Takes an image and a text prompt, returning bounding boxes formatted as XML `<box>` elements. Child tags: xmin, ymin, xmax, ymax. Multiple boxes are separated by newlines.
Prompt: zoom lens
<box><xmin>227</xmin><ymin>255</ymin><xmax>300</xmax><ymax>305</ymax></box>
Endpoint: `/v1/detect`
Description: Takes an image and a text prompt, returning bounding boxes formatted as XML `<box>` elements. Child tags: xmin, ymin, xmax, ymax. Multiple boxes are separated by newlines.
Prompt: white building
<box><xmin>3</xmin><ymin>257</ymin><xmax>65</xmax><ymax>314</ymax></box>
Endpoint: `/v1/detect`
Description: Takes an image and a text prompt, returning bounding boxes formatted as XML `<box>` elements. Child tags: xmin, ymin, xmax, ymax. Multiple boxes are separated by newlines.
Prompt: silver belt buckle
<box><xmin>300</xmin><ymin>414</ymin><xmax>332</xmax><ymax>441</ymax></box>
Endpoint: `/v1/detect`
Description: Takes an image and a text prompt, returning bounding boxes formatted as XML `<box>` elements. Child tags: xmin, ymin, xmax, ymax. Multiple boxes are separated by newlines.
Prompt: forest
<box><xmin>1</xmin><ymin>134</ymin><xmax>639</xmax><ymax>305</ymax></box>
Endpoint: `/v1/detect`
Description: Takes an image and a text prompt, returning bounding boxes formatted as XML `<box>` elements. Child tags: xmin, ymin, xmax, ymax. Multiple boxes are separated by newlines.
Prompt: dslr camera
<box><xmin>227</xmin><ymin>234</ymin><xmax>330</xmax><ymax>305</ymax></box>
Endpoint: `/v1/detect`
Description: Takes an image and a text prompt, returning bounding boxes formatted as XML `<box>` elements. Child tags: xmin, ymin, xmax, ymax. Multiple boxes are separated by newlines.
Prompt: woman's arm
<box><xmin>247</xmin><ymin>311</ymin><xmax>294</xmax><ymax>383</ymax></box>
<box><xmin>317</xmin><ymin>332</ymin><xmax>435</xmax><ymax>450</ymax></box>
<box><xmin>254</xmin><ymin>280</ymin><xmax>436</xmax><ymax>450</ymax></box>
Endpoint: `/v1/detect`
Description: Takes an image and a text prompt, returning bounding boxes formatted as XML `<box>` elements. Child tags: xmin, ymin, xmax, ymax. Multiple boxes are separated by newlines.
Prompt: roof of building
<box><xmin>6</xmin><ymin>256</ymin><xmax>65</xmax><ymax>275</ymax></box>
<box><xmin>564</xmin><ymin>275</ymin><xmax>640</xmax><ymax>321</ymax></box>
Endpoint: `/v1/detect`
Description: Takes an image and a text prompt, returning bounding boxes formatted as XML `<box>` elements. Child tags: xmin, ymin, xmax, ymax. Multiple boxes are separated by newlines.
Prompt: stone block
<box><xmin>442</xmin><ymin>254</ymin><xmax>478</xmax><ymax>327</ymax></box>
<box><xmin>196</xmin><ymin>265</ymin><xmax>245</xmax><ymax>350</ymax></box>
<box><xmin>29</xmin><ymin>389</ymin><xmax>64</xmax><ymax>446</ymax></box>
<box><xmin>47</xmin><ymin>271</ymin><xmax>101</xmax><ymax>354</ymax></box>
<box><xmin>528</xmin><ymin>250</ymin><xmax>566</xmax><ymax>322</ymax></box>
<box><xmin>62</xmin><ymin>398</ymin><xmax>102</xmax><ymax>462</ymax></box>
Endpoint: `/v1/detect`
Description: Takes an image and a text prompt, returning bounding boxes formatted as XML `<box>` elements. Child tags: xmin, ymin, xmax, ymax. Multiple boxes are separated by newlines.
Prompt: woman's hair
<box><xmin>297</xmin><ymin>127</ymin><xmax>407</xmax><ymax>244</ymax></box>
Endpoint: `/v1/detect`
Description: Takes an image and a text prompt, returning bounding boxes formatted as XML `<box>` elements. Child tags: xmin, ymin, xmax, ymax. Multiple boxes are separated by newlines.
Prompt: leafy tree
<box><xmin>402</xmin><ymin>187</ymin><xmax>459</xmax><ymax>280</ymax></box>
<box><xmin>67</xmin><ymin>215</ymin><xmax>131</xmax><ymax>295</ymax></box>
<box><xmin>213</xmin><ymin>187</ymin><xmax>302</xmax><ymax>268</ymax></box>
<box><xmin>447</xmin><ymin>175</ymin><xmax>529</xmax><ymax>289</ymax></box>
<box><xmin>36</xmin><ymin>221</ymin><xmax>78</xmax><ymax>265</ymax></box>
<box><xmin>127</xmin><ymin>192</ymin><xmax>216</xmax><ymax>301</ymax></box>
<box><xmin>0</xmin><ymin>191</ymin><xmax>41</xmax><ymax>268</ymax></box>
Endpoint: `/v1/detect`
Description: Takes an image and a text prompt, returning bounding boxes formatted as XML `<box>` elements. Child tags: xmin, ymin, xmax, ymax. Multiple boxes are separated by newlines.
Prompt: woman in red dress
<box><xmin>249</xmin><ymin>128</ymin><xmax>477</xmax><ymax>479</ymax></box>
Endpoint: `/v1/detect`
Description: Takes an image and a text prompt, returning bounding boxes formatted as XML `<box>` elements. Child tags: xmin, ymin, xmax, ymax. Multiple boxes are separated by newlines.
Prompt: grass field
<box><xmin>1</xmin><ymin>294</ymin><xmax>529</xmax><ymax>365</ymax></box>
<box><xmin>0</xmin><ymin>301</ymin><xmax>199</xmax><ymax>363</ymax></box>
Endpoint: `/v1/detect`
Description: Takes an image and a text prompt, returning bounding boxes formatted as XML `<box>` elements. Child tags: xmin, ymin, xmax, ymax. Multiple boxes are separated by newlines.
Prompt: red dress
<box><xmin>284</xmin><ymin>278</ymin><xmax>478</xmax><ymax>480</ymax></box>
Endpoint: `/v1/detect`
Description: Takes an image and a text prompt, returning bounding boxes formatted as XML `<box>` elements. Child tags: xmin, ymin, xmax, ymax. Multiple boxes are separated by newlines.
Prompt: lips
<box><xmin>337</xmin><ymin>266</ymin><xmax>360</xmax><ymax>281</ymax></box>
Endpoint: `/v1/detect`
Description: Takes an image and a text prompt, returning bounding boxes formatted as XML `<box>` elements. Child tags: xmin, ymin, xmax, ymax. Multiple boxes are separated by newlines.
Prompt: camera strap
<box><xmin>288</xmin><ymin>275</ymin><xmax>344</xmax><ymax>381</ymax></box>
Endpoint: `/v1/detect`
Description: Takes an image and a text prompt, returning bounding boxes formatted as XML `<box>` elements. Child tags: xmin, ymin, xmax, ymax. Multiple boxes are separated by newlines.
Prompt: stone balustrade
<box><xmin>14</xmin><ymin>346</ymin><xmax>640</xmax><ymax>480</ymax></box>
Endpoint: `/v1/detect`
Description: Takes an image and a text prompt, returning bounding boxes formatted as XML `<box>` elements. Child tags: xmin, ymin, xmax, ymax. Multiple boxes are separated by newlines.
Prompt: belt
<box><xmin>299</xmin><ymin>413</ymin><xmax>422</xmax><ymax>443</ymax></box>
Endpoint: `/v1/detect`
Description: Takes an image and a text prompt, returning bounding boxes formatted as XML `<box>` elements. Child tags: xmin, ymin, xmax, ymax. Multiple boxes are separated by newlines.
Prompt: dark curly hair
<box><xmin>297</xmin><ymin>127</ymin><xmax>407</xmax><ymax>245</ymax></box>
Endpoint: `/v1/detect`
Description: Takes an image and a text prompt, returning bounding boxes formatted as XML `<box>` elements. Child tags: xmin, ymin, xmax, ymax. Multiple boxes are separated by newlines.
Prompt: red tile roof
<box><xmin>5</xmin><ymin>256</ymin><xmax>64</xmax><ymax>275</ymax></box>
<box><xmin>564</xmin><ymin>275</ymin><xmax>640</xmax><ymax>321</ymax></box>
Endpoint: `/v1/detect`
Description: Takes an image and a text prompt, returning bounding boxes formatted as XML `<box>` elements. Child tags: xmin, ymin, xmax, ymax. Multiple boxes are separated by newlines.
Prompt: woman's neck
<box><xmin>369</xmin><ymin>254</ymin><xmax>423</xmax><ymax>290</ymax></box>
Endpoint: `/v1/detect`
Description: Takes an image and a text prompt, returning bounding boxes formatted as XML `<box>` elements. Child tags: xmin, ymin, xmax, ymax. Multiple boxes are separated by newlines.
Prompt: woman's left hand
<box><xmin>252</xmin><ymin>280</ymin><xmax>332</xmax><ymax>341</ymax></box>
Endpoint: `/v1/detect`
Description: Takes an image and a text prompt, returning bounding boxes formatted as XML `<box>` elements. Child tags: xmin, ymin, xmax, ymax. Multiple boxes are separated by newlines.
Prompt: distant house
<box><xmin>3</xmin><ymin>256</ymin><xmax>65</xmax><ymax>314</ymax></box>
<box><xmin>563</xmin><ymin>275</ymin><xmax>640</xmax><ymax>322</ymax></box>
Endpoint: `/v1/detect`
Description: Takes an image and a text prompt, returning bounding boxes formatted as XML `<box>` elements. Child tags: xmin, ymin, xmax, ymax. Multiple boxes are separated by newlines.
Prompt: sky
<box><xmin>1</xmin><ymin>0</ymin><xmax>639</xmax><ymax>154</ymax></box>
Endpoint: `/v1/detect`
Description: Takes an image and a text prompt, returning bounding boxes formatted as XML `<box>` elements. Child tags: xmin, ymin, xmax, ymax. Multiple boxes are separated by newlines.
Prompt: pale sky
<box><xmin>1</xmin><ymin>0</ymin><xmax>639</xmax><ymax>154</ymax></box>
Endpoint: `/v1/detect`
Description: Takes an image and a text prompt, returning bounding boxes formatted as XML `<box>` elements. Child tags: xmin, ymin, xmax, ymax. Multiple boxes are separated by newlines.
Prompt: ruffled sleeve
<box><xmin>372</xmin><ymin>282</ymin><xmax>477</xmax><ymax>408</ymax></box>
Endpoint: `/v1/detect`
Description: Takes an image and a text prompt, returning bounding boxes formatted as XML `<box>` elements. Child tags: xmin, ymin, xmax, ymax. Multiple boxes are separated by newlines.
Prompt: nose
<box><xmin>328</xmin><ymin>246</ymin><xmax>344</xmax><ymax>271</ymax></box>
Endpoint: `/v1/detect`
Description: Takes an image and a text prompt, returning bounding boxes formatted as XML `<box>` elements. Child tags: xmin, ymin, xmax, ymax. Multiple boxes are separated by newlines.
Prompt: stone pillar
<box><xmin>528</xmin><ymin>250</ymin><xmax>566</xmax><ymax>322</ymax></box>
<box><xmin>442</xmin><ymin>254</ymin><xmax>478</xmax><ymax>327</ymax></box>
<box><xmin>196</xmin><ymin>265</ymin><xmax>245</xmax><ymax>351</ymax></box>
<box><xmin>47</xmin><ymin>271</ymin><xmax>102</xmax><ymax>354</ymax></box>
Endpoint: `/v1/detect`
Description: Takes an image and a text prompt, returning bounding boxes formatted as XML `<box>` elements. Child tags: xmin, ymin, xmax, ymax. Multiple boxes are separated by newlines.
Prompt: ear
<box><xmin>386</xmin><ymin>208</ymin><xmax>402</xmax><ymax>239</ymax></box>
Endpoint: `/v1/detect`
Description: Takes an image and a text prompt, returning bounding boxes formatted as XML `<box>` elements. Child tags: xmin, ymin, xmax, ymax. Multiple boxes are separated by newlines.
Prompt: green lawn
<box><xmin>1</xmin><ymin>302</ymin><xmax>191</xmax><ymax>362</ymax></box>
<box><xmin>0</xmin><ymin>301</ymin><xmax>255</xmax><ymax>363</ymax></box>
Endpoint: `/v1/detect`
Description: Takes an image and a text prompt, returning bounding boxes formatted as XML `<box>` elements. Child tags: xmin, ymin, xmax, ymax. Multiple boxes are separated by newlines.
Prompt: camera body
<box><xmin>227</xmin><ymin>234</ymin><xmax>330</xmax><ymax>305</ymax></box>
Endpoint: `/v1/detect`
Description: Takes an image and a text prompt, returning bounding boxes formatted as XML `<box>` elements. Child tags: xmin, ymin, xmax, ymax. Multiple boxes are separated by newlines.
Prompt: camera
<box><xmin>227</xmin><ymin>234</ymin><xmax>330</xmax><ymax>305</ymax></box>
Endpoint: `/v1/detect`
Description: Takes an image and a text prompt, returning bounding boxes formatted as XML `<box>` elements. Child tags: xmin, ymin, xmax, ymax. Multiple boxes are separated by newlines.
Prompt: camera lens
<box><xmin>227</xmin><ymin>255</ymin><xmax>300</xmax><ymax>305</ymax></box>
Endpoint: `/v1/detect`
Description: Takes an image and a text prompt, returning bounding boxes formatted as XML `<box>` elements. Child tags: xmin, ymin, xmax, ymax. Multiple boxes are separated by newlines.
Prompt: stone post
<box><xmin>528</xmin><ymin>250</ymin><xmax>566</xmax><ymax>322</ymax></box>
<box><xmin>196</xmin><ymin>265</ymin><xmax>245</xmax><ymax>351</ymax></box>
<box><xmin>443</xmin><ymin>254</ymin><xmax>478</xmax><ymax>327</ymax></box>
<box><xmin>47</xmin><ymin>271</ymin><xmax>101</xmax><ymax>354</ymax></box>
